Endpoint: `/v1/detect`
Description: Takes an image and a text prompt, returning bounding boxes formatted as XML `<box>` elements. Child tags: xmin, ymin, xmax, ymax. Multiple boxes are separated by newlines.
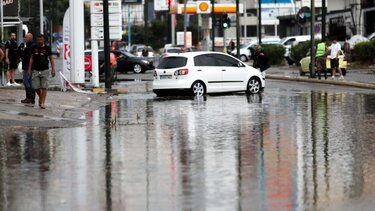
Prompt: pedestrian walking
<box><xmin>28</xmin><ymin>34</ymin><xmax>55</xmax><ymax>109</ymax></box>
<box><xmin>5</xmin><ymin>32</ymin><xmax>21</xmax><ymax>86</ymax></box>
<box><xmin>18</xmin><ymin>33</ymin><xmax>35</xmax><ymax>104</ymax></box>
<box><xmin>252</xmin><ymin>45</ymin><xmax>270</xmax><ymax>78</ymax></box>
<box><xmin>315</xmin><ymin>40</ymin><xmax>328</xmax><ymax>80</ymax></box>
<box><xmin>228</xmin><ymin>39</ymin><xmax>235</xmax><ymax>54</ymax></box>
<box><xmin>328</xmin><ymin>38</ymin><xmax>343</xmax><ymax>80</ymax></box>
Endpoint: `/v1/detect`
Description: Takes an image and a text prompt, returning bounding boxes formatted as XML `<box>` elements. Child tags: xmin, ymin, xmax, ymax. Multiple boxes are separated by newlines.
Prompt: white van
<box><xmin>231</xmin><ymin>37</ymin><xmax>280</xmax><ymax>62</ymax></box>
<box><xmin>281</xmin><ymin>35</ymin><xmax>321</xmax><ymax>65</ymax></box>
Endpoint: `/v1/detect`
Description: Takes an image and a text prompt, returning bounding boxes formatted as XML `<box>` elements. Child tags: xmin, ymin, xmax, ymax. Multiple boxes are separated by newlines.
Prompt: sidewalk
<box><xmin>266</xmin><ymin>65</ymin><xmax>375</xmax><ymax>90</ymax></box>
<box><xmin>0</xmin><ymin>88</ymin><xmax>110</xmax><ymax>129</ymax></box>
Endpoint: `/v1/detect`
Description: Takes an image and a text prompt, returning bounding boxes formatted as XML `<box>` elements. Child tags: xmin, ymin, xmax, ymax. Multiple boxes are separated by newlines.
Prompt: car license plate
<box><xmin>160</xmin><ymin>75</ymin><xmax>172</xmax><ymax>79</ymax></box>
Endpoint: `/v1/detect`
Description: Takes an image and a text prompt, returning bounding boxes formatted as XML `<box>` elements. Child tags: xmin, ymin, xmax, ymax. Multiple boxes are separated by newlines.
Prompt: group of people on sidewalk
<box><xmin>0</xmin><ymin>32</ymin><xmax>55</xmax><ymax>109</ymax></box>
<box><xmin>315</xmin><ymin>37</ymin><xmax>345</xmax><ymax>80</ymax></box>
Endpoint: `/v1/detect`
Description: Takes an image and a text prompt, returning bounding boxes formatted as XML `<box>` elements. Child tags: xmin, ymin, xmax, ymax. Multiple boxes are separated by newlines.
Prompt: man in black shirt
<box><xmin>19</xmin><ymin>33</ymin><xmax>35</xmax><ymax>104</ymax></box>
<box><xmin>5</xmin><ymin>32</ymin><xmax>21</xmax><ymax>86</ymax></box>
<box><xmin>28</xmin><ymin>34</ymin><xmax>55</xmax><ymax>109</ymax></box>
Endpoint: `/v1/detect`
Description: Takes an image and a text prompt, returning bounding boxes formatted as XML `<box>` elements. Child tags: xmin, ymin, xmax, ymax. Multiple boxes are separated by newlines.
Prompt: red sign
<box><xmin>84</xmin><ymin>55</ymin><xmax>92</xmax><ymax>72</ymax></box>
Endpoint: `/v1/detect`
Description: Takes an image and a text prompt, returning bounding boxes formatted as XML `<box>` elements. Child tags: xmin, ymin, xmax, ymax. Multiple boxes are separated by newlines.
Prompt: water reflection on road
<box><xmin>1</xmin><ymin>86</ymin><xmax>375</xmax><ymax>210</ymax></box>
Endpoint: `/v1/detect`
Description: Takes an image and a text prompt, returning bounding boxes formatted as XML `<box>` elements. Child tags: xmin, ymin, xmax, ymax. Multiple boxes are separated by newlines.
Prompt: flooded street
<box><xmin>1</xmin><ymin>81</ymin><xmax>375</xmax><ymax>210</ymax></box>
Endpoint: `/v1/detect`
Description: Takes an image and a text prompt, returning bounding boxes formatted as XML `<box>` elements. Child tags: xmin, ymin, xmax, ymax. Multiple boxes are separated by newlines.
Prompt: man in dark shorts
<box><xmin>329</xmin><ymin>38</ymin><xmax>343</xmax><ymax>79</ymax></box>
<box><xmin>19</xmin><ymin>33</ymin><xmax>35</xmax><ymax>104</ymax></box>
<box><xmin>28</xmin><ymin>34</ymin><xmax>55</xmax><ymax>109</ymax></box>
<box><xmin>5</xmin><ymin>32</ymin><xmax>21</xmax><ymax>86</ymax></box>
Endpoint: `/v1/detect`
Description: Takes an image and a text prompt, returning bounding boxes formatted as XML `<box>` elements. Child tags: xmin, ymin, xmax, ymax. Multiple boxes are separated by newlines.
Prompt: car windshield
<box><xmin>157</xmin><ymin>57</ymin><xmax>187</xmax><ymax>69</ymax></box>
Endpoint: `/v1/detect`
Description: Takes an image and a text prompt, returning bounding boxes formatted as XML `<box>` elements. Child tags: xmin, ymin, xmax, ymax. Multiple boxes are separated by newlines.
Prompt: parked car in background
<box><xmin>348</xmin><ymin>35</ymin><xmax>369</xmax><ymax>49</ymax></box>
<box><xmin>84</xmin><ymin>49</ymin><xmax>154</xmax><ymax>74</ymax></box>
<box><xmin>299</xmin><ymin>50</ymin><xmax>347</xmax><ymax>76</ymax></box>
<box><xmin>153</xmin><ymin>52</ymin><xmax>265</xmax><ymax>96</ymax></box>
<box><xmin>281</xmin><ymin>35</ymin><xmax>321</xmax><ymax>65</ymax></box>
<box><xmin>368</xmin><ymin>32</ymin><xmax>375</xmax><ymax>40</ymax></box>
<box><xmin>111</xmin><ymin>50</ymin><xmax>154</xmax><ymax>73</ymax></box>
<box><xmin>230</xmin><ymin>37</ymin><xmax>280</xmax><ymax>62</ymax></box>
<box><xmin>163</xmin><ymin>46</ymin><xmax>182</xmax><ymax>55</ymax></box>
<box><xmin>135</xmin><ymin>46</ymin><xmax>154</xmax><ymax>58</ymax></box>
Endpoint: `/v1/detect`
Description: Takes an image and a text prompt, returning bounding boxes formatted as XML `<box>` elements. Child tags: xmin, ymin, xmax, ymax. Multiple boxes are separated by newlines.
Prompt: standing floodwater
<box><xmin>1</xmin><ymin>81</ymin><xmax>375</xmax><ymax>210</ymax></box>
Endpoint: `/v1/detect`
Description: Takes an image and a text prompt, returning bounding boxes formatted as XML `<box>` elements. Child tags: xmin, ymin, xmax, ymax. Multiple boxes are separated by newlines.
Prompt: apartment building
<box><xmin>222</xmin><ymin>0</ymin><xmax>374</xmax><ymax>40</ymax></box>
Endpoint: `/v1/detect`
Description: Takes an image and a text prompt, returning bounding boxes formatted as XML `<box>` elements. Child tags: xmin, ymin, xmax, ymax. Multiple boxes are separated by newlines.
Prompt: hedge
<box><xmin>353</xmin><ymin>39</ymin><xmax>375</xmax><ymax>63</ymax></box>
<box><xmin>290</xmin><ymin>40</ymin><xmax>321</xmax><ymax>64</ymax></box>
<box><xmin>261</xmin><ymin>44</ymin><xmax>285</xmax><ymax>65</ymax></box>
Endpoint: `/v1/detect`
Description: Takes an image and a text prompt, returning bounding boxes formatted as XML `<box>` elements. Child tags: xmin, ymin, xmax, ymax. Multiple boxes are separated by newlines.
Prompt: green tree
<box><xmin>20</xmin><ymin>0</ymin><xmax>69</xmax><ymax>33</ymax></box>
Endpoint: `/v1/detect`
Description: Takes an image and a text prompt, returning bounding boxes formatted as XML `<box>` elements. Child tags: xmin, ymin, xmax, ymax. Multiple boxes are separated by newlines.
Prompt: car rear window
<box><xmin>157</xmin><ymin>57</ymin><xmax>187</xmax><ymax>69</ymax></box>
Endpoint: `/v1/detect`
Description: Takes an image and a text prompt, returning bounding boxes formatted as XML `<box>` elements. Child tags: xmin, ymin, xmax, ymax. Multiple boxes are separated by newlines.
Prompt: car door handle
<box><xmin>222</xmin><ymin>69</ymin><xmax>226</xmax><ymax>71</ymax></box>
<box><xmin>197</xmin><ymin>69</ymin><xmax>202</xmax><ymax>72</ymax></box>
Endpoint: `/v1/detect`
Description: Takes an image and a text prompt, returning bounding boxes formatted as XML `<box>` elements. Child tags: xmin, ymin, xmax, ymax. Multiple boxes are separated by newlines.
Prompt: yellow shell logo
<box><xmin>199</xmin><ymin>2</ymin><xmax>209</xmax><ymax>12</ymax></box>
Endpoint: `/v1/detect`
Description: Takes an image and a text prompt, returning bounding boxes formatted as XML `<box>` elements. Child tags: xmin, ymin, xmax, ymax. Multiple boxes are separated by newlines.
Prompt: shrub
<box><xmin>353</xmin><ymin>40</ymin><xmax>375</xmax><ymax>63</ymax></box>
<box><xmin>261</xmin><ymin>44</ymin><xmax>285</xmax><ymax>65</ymax></box>
<box><xmin>290</xmin><ymin>40</ymin><xmax>321</xmax><ymax>64</ymax></box>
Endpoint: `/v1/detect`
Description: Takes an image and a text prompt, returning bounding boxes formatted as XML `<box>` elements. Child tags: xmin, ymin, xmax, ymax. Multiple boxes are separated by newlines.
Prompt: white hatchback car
<box><xmin>153</xmin><ymin>52</ymin><xmax>265</xmax><ymax>96</ymax></box>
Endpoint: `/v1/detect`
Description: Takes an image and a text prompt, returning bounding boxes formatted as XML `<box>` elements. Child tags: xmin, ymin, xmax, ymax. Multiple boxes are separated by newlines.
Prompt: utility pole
<box><xmin>258</xmin><ymin>0</ymin><xmax>262</xmax><ymax>44</ymax></box>
<box><xmin>183</xmin><ymin>0</ymin><xmax>187</xmax><ymax>47</ymax></box>
<box><xmin>322</xmin><ymin>0</ymin><xmax>326</xmax><ymax>41</ymax></box>
<box><xmin>236</xmin><ymin>0</ymin><xmax>240</xmax><ymax>59</ymax></box>
<box><xmin>40</xmin><ymin>0</ymin><xmax>43</xmax><ymax>34</ymax></box>
<box><xmin>144</xmin><ymin>0</ymin><xmax>149</xmax><ymax>44</ymax></box>
<box><xmin>211</xmin><ymin>0</ymin><xmax>215</xmax><ymax>51</ymax></box>
<box><xmin>310</xmin><ymin>0</ymin><xmax>315</xmax><ymax>78</ymax></box>
<box><xmin>103</xmin><ymin>0</ymin><xmax>111</xmax><ymax>89</ymax></box>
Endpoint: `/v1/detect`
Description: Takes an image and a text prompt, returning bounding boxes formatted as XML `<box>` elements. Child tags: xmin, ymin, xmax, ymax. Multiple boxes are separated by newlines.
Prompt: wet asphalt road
<box><xmin>1</xmin><ymin>80</ymin><xmax>375</xmax><ymax>210</ymax></box>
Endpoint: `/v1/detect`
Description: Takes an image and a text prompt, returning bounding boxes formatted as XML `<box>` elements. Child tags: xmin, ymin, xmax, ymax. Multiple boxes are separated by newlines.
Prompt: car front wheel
<box><xmin>133</xmin><ymin>64</ymin><xmax>143</xmax><ymax>73</ymax></box>
<box><xmin>246</xmin><ymin>77</ymin><xmax>261</xmax><ymax>94</ymax></box>
<box><xmin>191</xmin><ymin>81</ymin><xmax>206</xmax><ymax>96</ymax></box>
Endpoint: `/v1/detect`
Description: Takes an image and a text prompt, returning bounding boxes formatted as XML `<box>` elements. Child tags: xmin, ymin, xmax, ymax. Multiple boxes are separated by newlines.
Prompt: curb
<box><xmin>0</xmin><ymin>85</ymin><xmax>129</xmax><ymax>94</ymax></box>
<box><xmin>267</xmin><ymin>75</ymin><xmax>375</xmax><ymax>90</ymax></box>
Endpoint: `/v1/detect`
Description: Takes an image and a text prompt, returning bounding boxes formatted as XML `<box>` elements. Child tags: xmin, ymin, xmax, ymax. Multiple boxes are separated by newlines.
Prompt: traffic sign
<box><xmin>84</xmin><ymin>55</ymin><xmax>92</xmax><ymax>71</ymax></box>
<box><xmin>91</xmin><ymin>26</ymin><xmax>122</xmax><ymax>40</ymax></box>
<box><xmin>91</xmin><ymin>13</ymin><xmax>122</xmax><ymax>27</ymax></box>
<box><xmin>91</xmin><ymin>1</ymin><xmax>121</xmax><ymax>14</ymax></box>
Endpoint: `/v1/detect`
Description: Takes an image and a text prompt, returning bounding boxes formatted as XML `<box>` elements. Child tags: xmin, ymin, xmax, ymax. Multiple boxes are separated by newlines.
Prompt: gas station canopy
<box><xmin>170</xmin><ymin>1</ymin><xmax>244</xmax><ymax>14</ymax></box>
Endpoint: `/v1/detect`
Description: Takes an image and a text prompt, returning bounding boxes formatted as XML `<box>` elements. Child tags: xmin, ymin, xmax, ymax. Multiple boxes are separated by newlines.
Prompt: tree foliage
<box><xmin>20</xmin><ymin>0</ymin><xmax>69</xmax><ymax>29</ymax></box>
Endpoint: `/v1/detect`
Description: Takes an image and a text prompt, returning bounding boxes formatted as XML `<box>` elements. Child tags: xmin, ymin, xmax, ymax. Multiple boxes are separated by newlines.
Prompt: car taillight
<box><xmin>174</xmin><ymin>69</ymin><xmax>189</xmax><ymax>76</ymax></box>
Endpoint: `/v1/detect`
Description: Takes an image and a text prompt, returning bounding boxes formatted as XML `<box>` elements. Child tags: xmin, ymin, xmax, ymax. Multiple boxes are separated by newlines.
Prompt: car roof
<box><xmin>162</xmin><ymin>51</ymin><xmax>237</xmax><ymax>59</ymax></box>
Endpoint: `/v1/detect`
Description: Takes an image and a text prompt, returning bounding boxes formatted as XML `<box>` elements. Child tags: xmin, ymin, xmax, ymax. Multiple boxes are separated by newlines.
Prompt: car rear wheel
<box><xmin>191</xmin><ymin>81</ymin><xmax>206</xmax><ymax>96</ymax></box>
<box><xmin>240</xmin><ymin>54</ymin><xmax>248</xmax><ymax>62</ymax></box>
<box><xmin>133</xmin><ymin>64</ymin><xmax>143</xmax><ymax>73</ymax></box>
<box><xmin>246</xmin><ymin>77</ymin><xmax>261</xmax><ymax>94</ymax></box>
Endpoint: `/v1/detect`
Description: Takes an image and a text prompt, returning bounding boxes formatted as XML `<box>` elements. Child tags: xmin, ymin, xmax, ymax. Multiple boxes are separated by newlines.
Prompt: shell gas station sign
<box><xmin>170</xmin><ymin>1</ymin><xmax>243</xmax><ymax>14</ymax></box>
<box><xmin>197</xmin><ymin>1</ymin><xmax>210</xmax><ymax>14</ymax></box>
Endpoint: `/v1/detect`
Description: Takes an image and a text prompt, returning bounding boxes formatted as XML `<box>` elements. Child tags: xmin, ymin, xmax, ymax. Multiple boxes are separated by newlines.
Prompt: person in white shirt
<box><xmin>329</xmin><ymin>38</ymin><xmax>344</xmax><ymax>79</ymax></box>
